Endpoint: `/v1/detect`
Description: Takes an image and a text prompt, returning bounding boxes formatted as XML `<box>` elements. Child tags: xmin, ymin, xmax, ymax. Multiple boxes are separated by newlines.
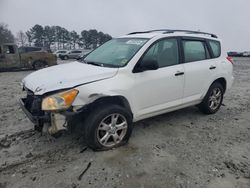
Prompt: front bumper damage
<box><xmin>19</xmin><ymin>96</ymin><xmax>76</xmax><ymax>136</ymax></box>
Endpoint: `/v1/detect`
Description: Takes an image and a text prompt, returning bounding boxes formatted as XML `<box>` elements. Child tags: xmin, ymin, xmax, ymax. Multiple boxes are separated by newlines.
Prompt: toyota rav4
<box><xmin>20</xmin><ymin>29</ymin><xmax>234</xmax><ymax>150</ymax></box>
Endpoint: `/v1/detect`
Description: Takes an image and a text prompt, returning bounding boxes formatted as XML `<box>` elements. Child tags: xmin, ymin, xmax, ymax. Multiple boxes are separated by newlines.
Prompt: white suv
<box><xmin>20</xmin><ymin>30</ymin><xmax>234</xmax><ymax>150</ymax></box>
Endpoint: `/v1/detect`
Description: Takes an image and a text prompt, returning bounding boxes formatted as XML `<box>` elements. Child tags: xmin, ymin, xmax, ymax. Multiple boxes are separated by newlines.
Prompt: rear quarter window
<box><xmin>209</xmin><ymin>40</ymin><xmax>221</xmax><ymax>58</ymax></box>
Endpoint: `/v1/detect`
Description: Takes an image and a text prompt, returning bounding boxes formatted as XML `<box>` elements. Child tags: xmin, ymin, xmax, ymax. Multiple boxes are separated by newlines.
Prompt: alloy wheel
<box><xmin>208</xmin><ymin>88</ymin><xmax>222</xmax><ymax>110</ymax></box>
<box><xmin>97</xmin><ymin>113</ymin><xmax>128</xmax><ymax>147</ymax></box>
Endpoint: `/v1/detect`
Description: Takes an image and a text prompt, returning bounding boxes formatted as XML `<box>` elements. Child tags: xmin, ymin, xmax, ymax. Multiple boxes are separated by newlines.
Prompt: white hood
<box><xmin>22</xmin><ymin>61</ymin><xmax>118</xmax><ymax>95</ymax></box>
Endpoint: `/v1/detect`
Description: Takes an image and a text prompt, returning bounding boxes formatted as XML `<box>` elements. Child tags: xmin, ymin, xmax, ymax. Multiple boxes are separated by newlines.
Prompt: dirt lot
<box><xmin>0</xmin><ymin>58</ymin><xmax>249</xmax><ymax>188</ymax></box>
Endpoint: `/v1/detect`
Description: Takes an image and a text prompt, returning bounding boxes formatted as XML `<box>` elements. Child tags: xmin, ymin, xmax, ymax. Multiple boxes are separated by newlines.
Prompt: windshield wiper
<box><xmin>103</xmin><ymin>63</ymin><xmax>120</xmax><ymax>68</ymax></box>
<box><xmin>83</xmin><ymin>60</ymin><xmax>120</xmax><ymax>68</ymax></box>
<box><xmin>85</xmin><ymin>61</ymin><xmax>102</xmax><ymax>66</ymax></box>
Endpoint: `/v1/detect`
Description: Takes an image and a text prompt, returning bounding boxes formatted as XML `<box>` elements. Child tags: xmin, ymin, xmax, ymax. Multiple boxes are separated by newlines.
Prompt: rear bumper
<box><xmin>226</xmin><ymin>75</ymin><xmax>234</xmax><ymax>92</ymax></box>
<box><xmin>19</xmin><ymin>98</ymin><xmax>50</xmax><ymax>125</ymax></box>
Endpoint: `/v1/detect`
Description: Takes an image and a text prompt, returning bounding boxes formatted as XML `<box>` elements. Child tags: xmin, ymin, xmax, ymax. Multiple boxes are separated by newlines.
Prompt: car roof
<box><xmin>119</xmin><ymin>29</ymin><xmax>220</xmax><ymax>41</ymax></box>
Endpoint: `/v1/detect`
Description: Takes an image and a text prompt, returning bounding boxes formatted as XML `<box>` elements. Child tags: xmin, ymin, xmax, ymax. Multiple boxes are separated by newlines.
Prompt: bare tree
<box><xmin>0</xmin><ymin>23</ymin><xmax>14</xmax><ymax>44</ymax></box>
<box><xmin>16</xmin><ymin>30</ymin><xmax>28</xmax><ymax>46</ymax></box>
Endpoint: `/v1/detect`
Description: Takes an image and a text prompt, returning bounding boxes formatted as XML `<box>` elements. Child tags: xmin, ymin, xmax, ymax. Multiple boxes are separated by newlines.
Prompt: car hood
<box><xmin>22</xmin><ymin>61</ymin><xmax>118</xmax><ymax>95</ymax></box>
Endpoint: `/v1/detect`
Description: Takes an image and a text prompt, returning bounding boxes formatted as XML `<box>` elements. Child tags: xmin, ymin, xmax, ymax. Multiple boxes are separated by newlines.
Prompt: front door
<box><xmin>132</xmin><ymin>38</ymin><xmax>184</xmax><ymax>118</ymax></box>
<box><xmin>0</xmin><ymin>45</ymin><xmax>20</xmax><ymax>69</ymax></box>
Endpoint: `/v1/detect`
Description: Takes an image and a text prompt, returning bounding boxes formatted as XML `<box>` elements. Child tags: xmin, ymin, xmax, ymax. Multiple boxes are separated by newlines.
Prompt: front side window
<box><xmin>209</xmin><ymin>40</ymin><xmax>221</xmax><ymax>58</ymax></box>
<box><xmin>141</xmin><ymin>38</ymin><xmax>179</xmax><ymax>68</ymax></box>
<box><xmin>4</xmin><ymin>45</ymin><xmax>15</xmax><ymax>54</ymax></box>
<box><xmin>84</xmin><ymin>38</ymin><xmax>148</xmax><ymax>67</ymax></box>
<box><xmin>183</xmin><ymin>40</ymin><xmax>207</xmax><ymax>62</ymax></box>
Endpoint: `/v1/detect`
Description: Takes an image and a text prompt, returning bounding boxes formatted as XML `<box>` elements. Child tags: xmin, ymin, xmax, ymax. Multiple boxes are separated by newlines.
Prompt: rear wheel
<box><xmin>33</xmin><ymin>61</ymin><xmax>46</xmax><ymax>70</ymax></box>
<box><xmin>84</xmin><ymin>104</ymin><xmax>133</xmax><ymax>151</ymax></box>
<box><xmin>199</xmin><ymin>82</ymin><xmax>224</xmax><ymax>114</ymax></box>
<box><xmin>63</xmin><ymin>55</ymin><xmax>69</xmax><ymax>60</ymax></box>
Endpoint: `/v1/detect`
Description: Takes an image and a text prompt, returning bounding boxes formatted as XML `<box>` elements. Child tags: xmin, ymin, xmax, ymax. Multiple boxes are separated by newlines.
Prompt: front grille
<box><xmin>24</xmin><ymin>89</ymin><xmax>44</xmax><ymax>116</ymax></box>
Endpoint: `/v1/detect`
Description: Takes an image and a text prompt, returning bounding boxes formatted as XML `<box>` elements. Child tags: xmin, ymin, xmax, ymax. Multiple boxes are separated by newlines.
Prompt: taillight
<box><xmin>226</xmin><ymin>56</ymin><xmax>234</xmax><ymax>64</ymax></box>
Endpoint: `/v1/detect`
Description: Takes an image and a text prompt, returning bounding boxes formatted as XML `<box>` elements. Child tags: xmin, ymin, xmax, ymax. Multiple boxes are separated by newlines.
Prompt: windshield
<box><xmin>83</xmin><ymin>38</ymin><xmax>148</xmax><ymax>67</ymax></box>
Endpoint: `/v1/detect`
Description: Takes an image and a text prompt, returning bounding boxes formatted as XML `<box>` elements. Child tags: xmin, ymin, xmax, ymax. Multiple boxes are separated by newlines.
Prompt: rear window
<box><xmin>19</xmin><ymin>47</ymin><xmax>42</xmax><ymax>53</ymax></box>
<box><xmin>209</xmin><ymin>40</ymin><xmax>221</xmax><ymax>58</ymax></box>
<box><xmin>183</xmin><ymin>40</ymin><xmax>207</xmax><ymax>62</ymax></box>
<box><xmin>27</xmin><ymin>47</ymin><xmax>41</xmax><ymax>52</ymax></box>
<box><xmin>71</xmin><ymin>50</ymin><xmax>82</xmax><ymax>53</ymax></box>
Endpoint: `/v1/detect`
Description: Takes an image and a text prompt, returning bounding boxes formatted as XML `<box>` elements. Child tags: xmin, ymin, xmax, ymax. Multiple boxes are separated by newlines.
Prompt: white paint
<box><xmin>22</xmin><ymin>32</ymin><xmax>234</xmax><ymax>122</ymax></box>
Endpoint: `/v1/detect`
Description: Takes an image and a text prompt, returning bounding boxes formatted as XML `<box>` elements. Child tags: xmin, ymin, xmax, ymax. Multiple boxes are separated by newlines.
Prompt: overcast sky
<box><xmin>0</xmin><ymin>0</ymin><xmax>249</xmax><ymax>51</ymax></box>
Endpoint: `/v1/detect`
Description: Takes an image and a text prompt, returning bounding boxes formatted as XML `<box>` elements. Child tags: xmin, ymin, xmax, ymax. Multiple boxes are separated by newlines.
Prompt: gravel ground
<box><xmin>0</xmin><ymin>58</ymin><xmax>249</xmax><ymax>188</ymax></box>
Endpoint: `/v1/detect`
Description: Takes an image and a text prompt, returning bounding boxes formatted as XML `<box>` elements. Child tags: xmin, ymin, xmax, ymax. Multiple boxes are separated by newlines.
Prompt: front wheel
<box><xmin>199</xmin><ymin>82</ymin><xmax>224</xmax><ymax>114</ymax></box>
<box><xmin>84</xmin><ymin>105</ymin><xmax>133</xmax><ymax>151</ymax></box>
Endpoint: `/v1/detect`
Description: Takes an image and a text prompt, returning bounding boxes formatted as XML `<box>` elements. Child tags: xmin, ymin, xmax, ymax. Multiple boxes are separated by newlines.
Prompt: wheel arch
<box><xmin>88</xmin><ymin>95</ymin><xmax>133</xmax><ymax>118</ymax></box>
<box><xmin>212</xmin><ymin>77</ymin><xmax>227</xmax><ymax>93</ymax></box>
<box><xmin>32</xmin><ymin>59</ymin><xmax>48</xmax><ymax>66</ymax></box>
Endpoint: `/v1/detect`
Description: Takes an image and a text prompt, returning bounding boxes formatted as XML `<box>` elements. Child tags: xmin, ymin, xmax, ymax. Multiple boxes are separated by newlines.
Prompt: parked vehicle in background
<box><xmin>0</xmin><ymin>43</ymin><xmax>57</xmax><ymax>71</ymax></box>
<box><xmin>242</xmin><ymin>51</ymin><xmax>250</xmax><ymax>57</ymax></box>
<box><xmin>59</xmin><ymin>50</ymin><xmax>83</xmax><ymax>60</ymax></box>
<box><xmin>227</xmin><ymin>51</ymin><xmax>243</xmax><ymax>57</ymax></box>
<box><xmin>53</xmin><ymin>50</ymin><xmax>68</xmax><ymax>58</ymax></box>
<box><xmin>77</xmin><ymin>49</ymin><xmax>93</xmax><ymax>60</ymax></box>
<box><xmin>20</xmin><ymin>29</ymin><xmax>234</xmax><ymax>151</ymax></box>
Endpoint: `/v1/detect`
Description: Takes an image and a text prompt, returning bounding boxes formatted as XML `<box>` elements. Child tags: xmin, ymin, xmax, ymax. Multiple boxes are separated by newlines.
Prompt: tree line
<box><xmin>0</xmin><ymin>23</ymin><xmax>112</xmax><ymax>50</ymax></box>
<box><xmin>0</xmin><ymin>23</ymin><xmax>15</xmax><ymax>44</ymax></box>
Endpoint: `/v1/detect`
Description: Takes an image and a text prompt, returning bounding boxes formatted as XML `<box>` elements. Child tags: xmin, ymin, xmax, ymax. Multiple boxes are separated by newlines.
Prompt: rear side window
<box><xmin>183</xmin><ymin>40</ymin><xmax>208</xmax><ymax>62</ymax></box>
<box><xmin>209</xmin><ymin>40</ymin><xmax>221</xmax><ymax>58</ymax></box>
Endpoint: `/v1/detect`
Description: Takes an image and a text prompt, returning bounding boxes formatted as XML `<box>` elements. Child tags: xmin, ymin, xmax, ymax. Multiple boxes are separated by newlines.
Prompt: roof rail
<box><xmin>127</xmin><ymin>29</ymin><xmax>218</xmax><ymax>38</ymax></box>
<box><xmin>127</xmin><ymin>31</ymin><xmax>151</xmax><ymax>35</ymax></box>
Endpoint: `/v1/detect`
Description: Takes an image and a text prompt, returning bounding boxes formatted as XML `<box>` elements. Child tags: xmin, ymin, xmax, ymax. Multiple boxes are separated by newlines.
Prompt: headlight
<box><xmin>42</xmin><ymin>89</ymin><xmax>79</xmax><ymax>111</ymax></box>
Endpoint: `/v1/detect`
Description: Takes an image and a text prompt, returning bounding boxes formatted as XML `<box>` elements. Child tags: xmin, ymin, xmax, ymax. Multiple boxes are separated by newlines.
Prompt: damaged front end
<box><xmin>19</xmin><ymin>88</ymin><xmax>79</xmax><ymax>137</ymax></box>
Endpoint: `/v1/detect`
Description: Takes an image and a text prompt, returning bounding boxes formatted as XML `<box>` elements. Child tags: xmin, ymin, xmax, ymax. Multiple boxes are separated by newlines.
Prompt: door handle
<box><xmin>175</xmin><ymin>71</ymin><xmax>184</xmax><ymax>76</ymax></box>
<box><xmin>209</xmin><ymin>66</ymin><xmax>216</xmax><ymax>70</ymax></box>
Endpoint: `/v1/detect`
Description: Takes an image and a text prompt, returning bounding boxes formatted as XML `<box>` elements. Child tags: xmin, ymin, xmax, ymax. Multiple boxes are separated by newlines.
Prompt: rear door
<box><xmin>181</xmin><ymin>38</ymin><xmax>218</xmax><ymax>104</ymax></box>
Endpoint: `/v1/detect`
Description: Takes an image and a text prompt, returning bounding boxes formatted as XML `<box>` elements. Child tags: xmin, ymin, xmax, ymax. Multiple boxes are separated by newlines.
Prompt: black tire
<box><xmin>198</xmin><ymin>82</ymin><xmax>224</xmax><ymax>114</ymax></box>
<box><xmin>63</xmin><ymin>55</ymin><xmax>69</xmax><ymax>60</ymax></box>
<box><xmin>84</xmin><ymin>104</ymin><xmax>133</xmax><ymax>151</ymax></box>
<box><xmin>33</xmin><ymin>61</ymin><xmax>46</xmax><ymax>70</ymax></box>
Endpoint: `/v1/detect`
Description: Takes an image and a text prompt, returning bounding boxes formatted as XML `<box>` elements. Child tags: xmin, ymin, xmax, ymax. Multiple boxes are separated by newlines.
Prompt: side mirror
<box><xmin>136</xmin><ymin>59</ymin><xmax>159</xmax><ymax>72</ymax></box>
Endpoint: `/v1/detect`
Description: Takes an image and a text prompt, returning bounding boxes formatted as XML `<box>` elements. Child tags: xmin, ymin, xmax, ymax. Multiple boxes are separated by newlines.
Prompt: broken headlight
<box><xmin>42</xmin><ymin>89</ymin><xmax>78</xmax><ymax>111</ymax></box>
